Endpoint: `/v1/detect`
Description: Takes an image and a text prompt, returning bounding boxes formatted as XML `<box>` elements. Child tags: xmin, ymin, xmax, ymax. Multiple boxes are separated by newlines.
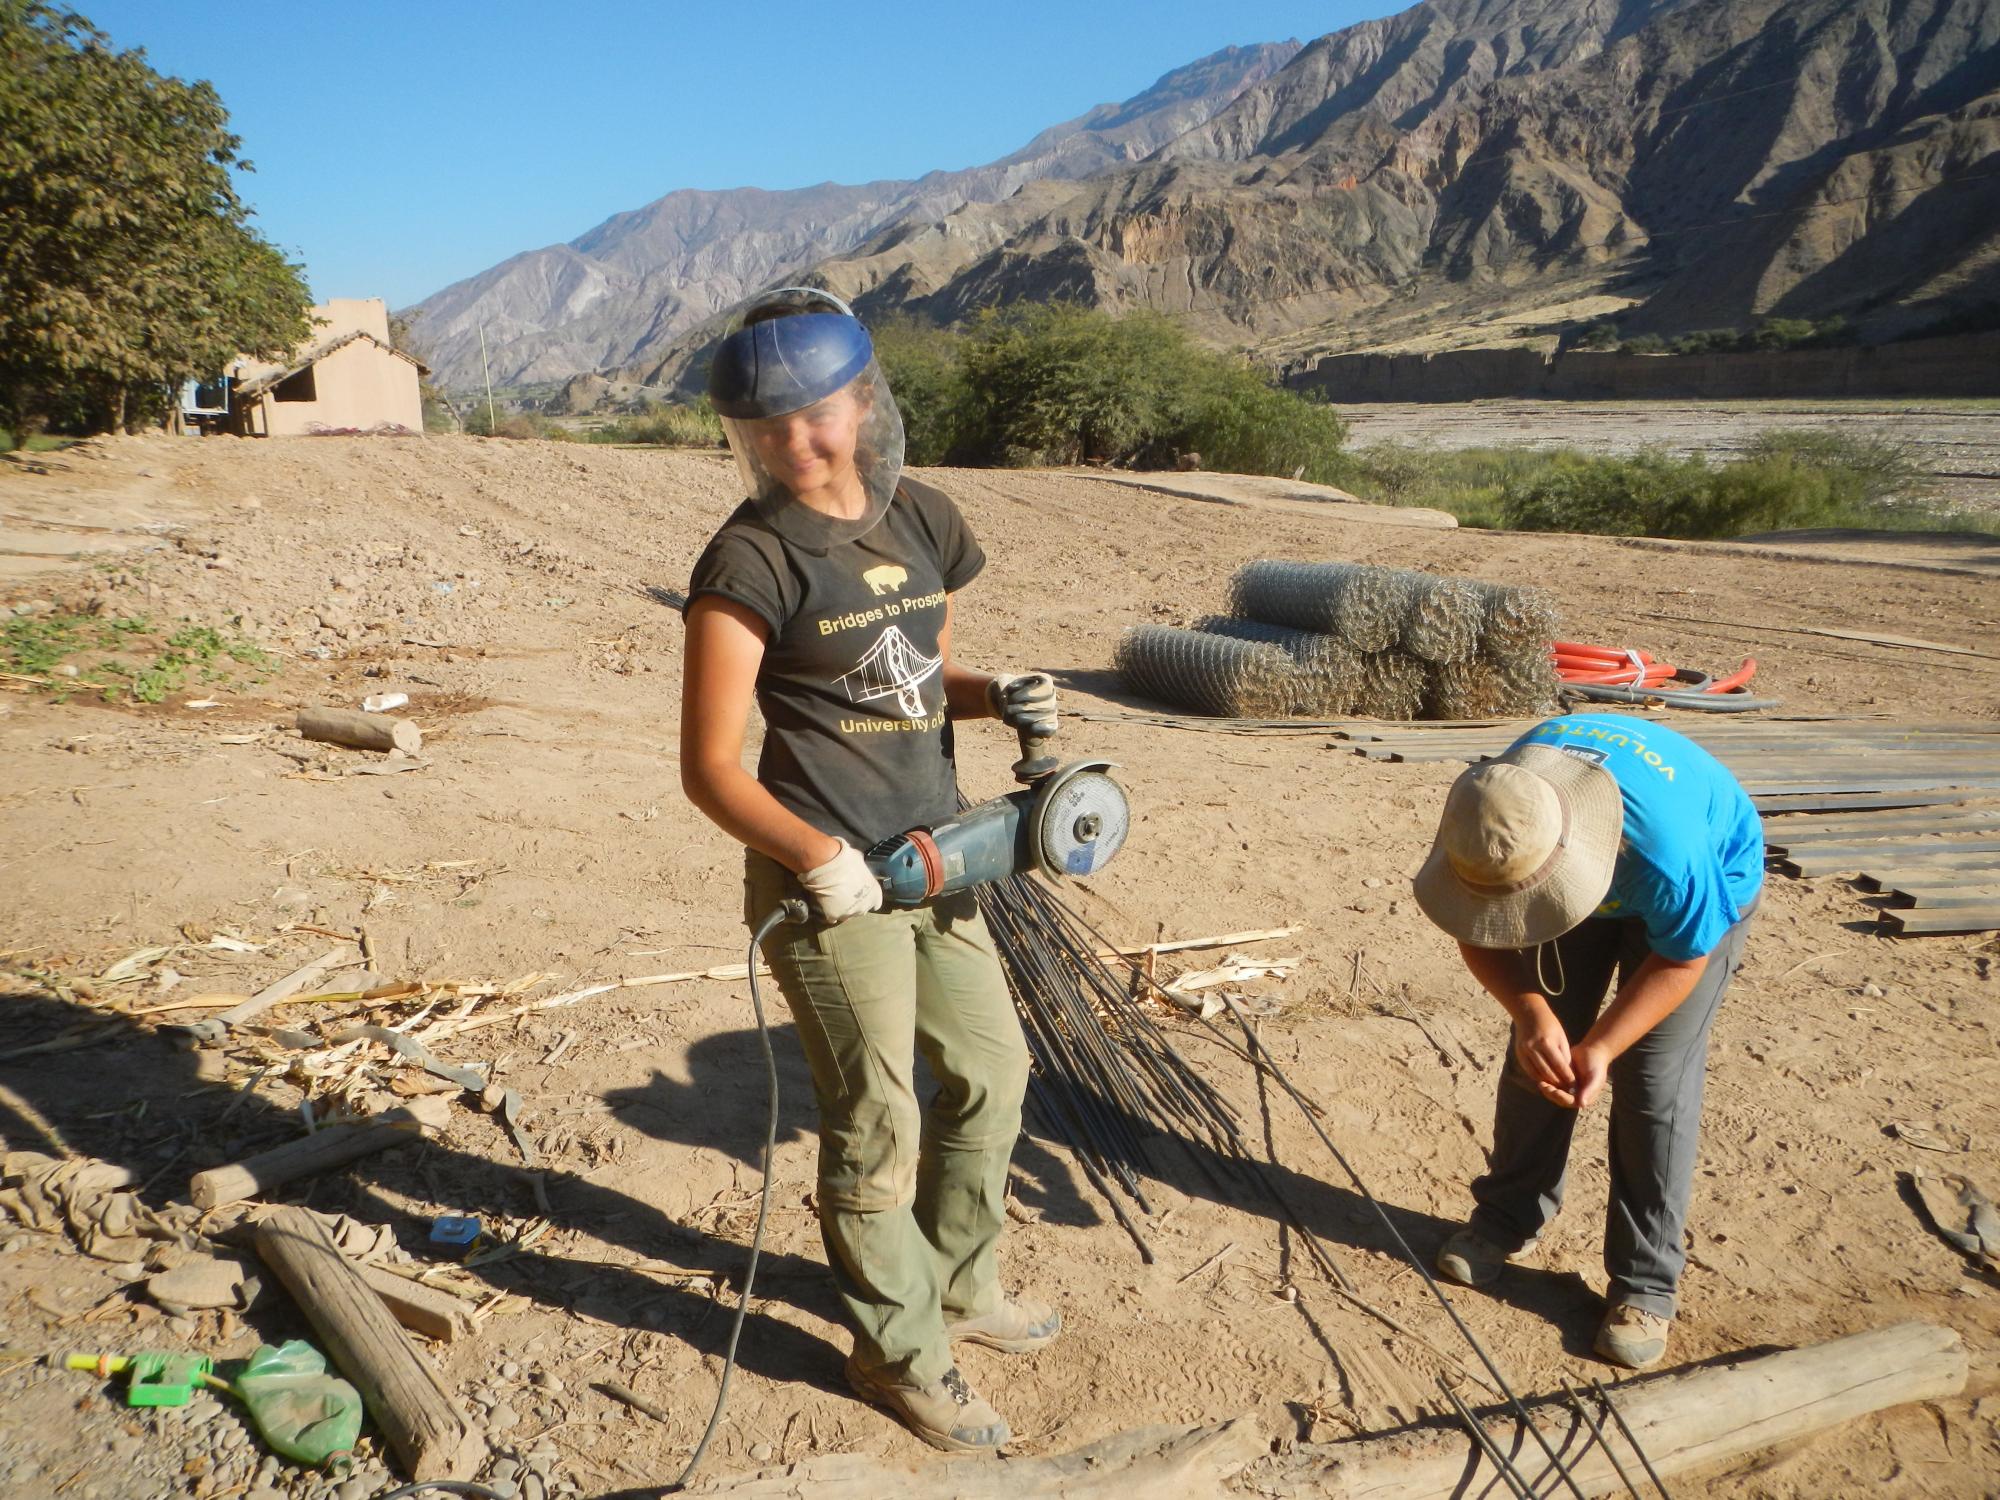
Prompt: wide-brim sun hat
<box><xmin>1412</xmin><ymin>742</ymin><xmax>1624</xmax><ymax>949</ymax></box>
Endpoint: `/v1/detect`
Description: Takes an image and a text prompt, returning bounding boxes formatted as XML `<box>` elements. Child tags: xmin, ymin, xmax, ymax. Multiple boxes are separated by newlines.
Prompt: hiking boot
<box><xmin>845</xmin><ymin>1356</ymin><xmax>1011</xmax><ymax>1452</ymax></box>
<box><xmin>1436</xmin><ymin>1227</ymin><xmax>1539</xmax><ymax>1288</ymax></box>
<box><xmin>1594</xmin><ymin>1303</ymin><xmax>1671</xmax><ymax>1370</ymax></box>
<box><xmin>945</xmin><ymin>1295</ymin><xmax>1061</xmax><ymax>1354</ymax></box>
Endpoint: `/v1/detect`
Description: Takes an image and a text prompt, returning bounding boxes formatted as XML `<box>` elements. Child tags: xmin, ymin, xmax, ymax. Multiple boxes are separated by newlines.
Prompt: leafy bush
<box><xmin>1492</xmin><ymin>428</ymin><xmax>1980</xmax><ymax>538</ymax></box>
<box><xmin>871</xmin><ymin>318</ymin><xmax>968</xmax><ymax>466</ymax></box>
<box><xmin>1500</xmin><ymin>451</ymin><xmax>1713</xmax><ymax>535</ymax></box>
<box><xmin>592</xmin><ymin>400</ymin><xmax>723</xmax><ymax>447</ymax></box>
<box><xmin>939</xmin><ymin>303</ymin><xmax>1348</xmax><ymax>480</ymax></box>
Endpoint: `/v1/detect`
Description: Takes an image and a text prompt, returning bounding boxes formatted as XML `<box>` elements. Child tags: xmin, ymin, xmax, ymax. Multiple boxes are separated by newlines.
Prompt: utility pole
<box><xmin>479</xmin><ymin>324</ymin><xmax>497</xmax><ymax>432</ymax></box>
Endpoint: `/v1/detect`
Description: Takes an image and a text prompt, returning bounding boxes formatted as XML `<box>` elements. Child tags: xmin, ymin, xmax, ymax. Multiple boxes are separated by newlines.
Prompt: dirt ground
<box><xmin>3</xmin><ymin>432</ymin><xmax>1998</xmax><ymax>1498</ymax></box>
<box><xmin>1343</xmin><ymin>399</ymin><xmax>2000</xmax><ymax>518</ymax></box>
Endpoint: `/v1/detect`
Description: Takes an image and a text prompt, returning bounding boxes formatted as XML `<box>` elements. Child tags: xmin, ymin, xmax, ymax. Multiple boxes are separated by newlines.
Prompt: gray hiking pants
<box><xmin>1469</xmin><ymin>909</ymin><xmax>1752</xmax><ymax>1317</ymax></box>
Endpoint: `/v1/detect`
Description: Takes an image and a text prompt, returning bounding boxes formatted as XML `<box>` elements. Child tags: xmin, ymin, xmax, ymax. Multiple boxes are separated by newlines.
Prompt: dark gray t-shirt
<box><xmin>687</xmin><ymin>477</ymin><xmax>986</xmax><ymax>850</ymax></box>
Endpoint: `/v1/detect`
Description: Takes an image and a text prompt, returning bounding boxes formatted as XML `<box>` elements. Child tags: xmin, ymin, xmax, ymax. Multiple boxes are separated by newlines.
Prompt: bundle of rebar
<box><xmin>1113</xmin><ymin>625</ymin><xmax>1295</xmax><ymax>718</ymax></box>
<box><xmin>972</xmin><ymin>857</ymin><xmax>1341</xmax><ymax>1269</ymax></box>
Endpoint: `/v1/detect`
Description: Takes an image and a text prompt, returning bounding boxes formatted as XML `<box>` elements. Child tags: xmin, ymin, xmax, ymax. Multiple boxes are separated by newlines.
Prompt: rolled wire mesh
<box><xmin>1486</xmin><ymin>650</ymin><xmax>1563</xmax><ymax>716</ymax></box>
<box><xmin>1399</xmin><ymin>575</ymin><xmax>1484</xmax><ymax>663</ymax></box>
<box><xmin>1353</xmin><ymin>649</ymin><xmax>1429</xmax><ymax>720</ymax></box>
<box><xmin>1469</xmin><ymin>580</ymin><xmax>1559</xmax><ymax>660</ymax></box>
<box><xmin>1194</xmin><ymin>616</ymin><xmax>1361</xmax><ymax>716</ymax></box>
<box><xmin>1423</xmin><ymin>659</ymin><xmax>1506</xmax><ymax>719</ymax></box>
<box><xmin>1115</xmin><ymin>625</ymin><xmax>1296</xmax><ymax>718</ymax></box>
<box><xmin>1230</xmin><ymin>560</ymin><xmax>1413</xmax><ymax>652</ymax></box>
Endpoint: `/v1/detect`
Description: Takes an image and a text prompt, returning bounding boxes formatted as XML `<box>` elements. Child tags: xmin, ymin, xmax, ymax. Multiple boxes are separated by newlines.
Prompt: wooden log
<box><xmin>297</xmin><ymin>706</ymin><xmax>422</xmax><ymax>755</ymax></box>
<box><xmin>189</xmin><ymin>1111</ymin><xmax>428</xmax><ymax>1210</ymax></box>
<box><xmin>358</xmin><ymin>1263</ymin><xmax>475</xmax><ymax>1343</ymax></box>
<box><xmin>683</xmin><ymin>1414</ymin><xmax>1267</xmax><ymax>1498</ymax></box>
<box><xmin>255</xmin><ymin>1207</ymin><xmax>477</xmax><ymax>1482</ymax></box>
<box><xmin>1256</xmin><ymin>1320</ymin><xmax>1965</xmax><ymax>1499</ymax></box>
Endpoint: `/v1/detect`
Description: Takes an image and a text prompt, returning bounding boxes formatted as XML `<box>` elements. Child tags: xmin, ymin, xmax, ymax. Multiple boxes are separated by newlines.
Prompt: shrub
<box><xmin>871</xmin><ymin>317</ymin><xmax>968</xmax><ymax>466</ymax></box>
<box><xmin>946</xmin><ymin>303</ymin><xmax>1348</xmax><ymax>479</ymax></box>
<box><xmin>594</xmin><ymin>400</ymin><xmax>723</xmax><ymax>447</ymax></box>
<box><xmin>1492</xmin><ymin>428</ymin><xmax>1976</xmax><ymax>539</ymax></box>
<box><xmin>1500</xmin><ymin>451</ymin><xmax>1713</xmax><ymax>535</ymax></box>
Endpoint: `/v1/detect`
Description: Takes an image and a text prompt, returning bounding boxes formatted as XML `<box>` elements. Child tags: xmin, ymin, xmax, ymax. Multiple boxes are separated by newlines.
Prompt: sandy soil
<box><xmin>2</xmin><ymin>433</ymin><xmax>1998</xmax><ymax>1498</ymax></box>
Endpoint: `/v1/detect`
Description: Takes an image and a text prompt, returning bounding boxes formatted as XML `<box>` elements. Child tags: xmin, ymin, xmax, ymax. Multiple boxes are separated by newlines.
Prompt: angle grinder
<box><xmin>864</xmin><ymin>715</ymin><xmax>1132</xmax><ymax>904</ymax></box>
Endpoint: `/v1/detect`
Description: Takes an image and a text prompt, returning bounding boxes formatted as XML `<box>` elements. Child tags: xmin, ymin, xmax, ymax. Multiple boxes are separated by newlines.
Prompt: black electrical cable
<box><xmin>664</xmin><ymin>899</ymin><xmax>799</xmax><ymax>1492</ymax></box>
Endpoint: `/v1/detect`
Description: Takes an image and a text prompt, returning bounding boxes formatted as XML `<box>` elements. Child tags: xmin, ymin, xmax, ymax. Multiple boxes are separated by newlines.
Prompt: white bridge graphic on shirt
<box><xmin>836</xmin><ymin>626</ymin><xmax>941</xmax><ymax>719</ymax></box>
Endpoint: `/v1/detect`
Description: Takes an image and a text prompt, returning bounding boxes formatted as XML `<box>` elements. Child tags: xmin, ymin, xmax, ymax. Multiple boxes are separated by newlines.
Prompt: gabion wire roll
<box><xmin>1194</xmin><ymin>616</ymin><xmax>1361</xmax><ymax>716</ymax></box>
<box><xmin>1353</xmin><ymin>649</ymin><xmax>1429</xmax><ymax>720</ymax></box>
<box><xmin>1399</xmin><ymin>575</ymin><xmax>1484</xmax><ymax>663</ymax></box>
<box><xmin>1469</xmin><ymin>580</ymin><xmax>1559</xmax><ymax>660</ymax></box>
<box><xmin>1423</xmin><ymin>660</ymin><xmax>1507</xmax><ymax>719</ymax></box>
<box><xmin>1115</xmin><ymin>626</ymin><xmax>1296</xmax><ymax>718</ymax></box>
<box><xmin>1230</xmin><ymin>560</ymin><xmax>1414</xmax><ymax>652</ymax></box>
<box><xmin>1487</xmin><ymin>650</ymin><xmax>1563</xmax><ymax>716</ymax></box>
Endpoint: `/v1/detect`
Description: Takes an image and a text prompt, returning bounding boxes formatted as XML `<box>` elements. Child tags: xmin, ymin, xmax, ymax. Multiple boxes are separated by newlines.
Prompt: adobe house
<box><xmin>220</xmin><ymin>298</ymin><xmax>427</xmax><ymax>437</ymax></box>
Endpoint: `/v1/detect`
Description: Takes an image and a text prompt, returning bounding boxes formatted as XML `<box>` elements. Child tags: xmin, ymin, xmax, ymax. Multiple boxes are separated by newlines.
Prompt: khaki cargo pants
<box><xmin>745</xmin><ymin>851</ymin><xmax>1030</xmax><ymax>1385</ymax></box>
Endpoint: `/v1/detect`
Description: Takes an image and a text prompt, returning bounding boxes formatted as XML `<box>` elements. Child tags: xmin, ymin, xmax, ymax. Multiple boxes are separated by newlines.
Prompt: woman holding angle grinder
<box><xmin>679</xmin><ymin>288</ymin><xmax>1059</xmax><ymax>1451</ymax></box>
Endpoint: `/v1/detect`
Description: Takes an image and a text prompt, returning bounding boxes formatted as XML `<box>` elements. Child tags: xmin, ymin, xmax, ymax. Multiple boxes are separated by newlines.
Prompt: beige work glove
<box><xmin>986</xmin><ymin>671</ymin><xmax>1058</xmax><ymax>734</ymax></box>
<box><xmin>798</xmin><ymin>839</ymin><xmax>884</xmax><ymax>924</ymax></box>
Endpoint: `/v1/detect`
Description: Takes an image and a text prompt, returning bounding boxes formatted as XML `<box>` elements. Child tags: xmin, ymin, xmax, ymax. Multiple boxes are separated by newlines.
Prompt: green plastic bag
<box><xmin>234</xmin><ymin>1341</ymin><xmax>364</xmax><ymax>1468</ymax></box>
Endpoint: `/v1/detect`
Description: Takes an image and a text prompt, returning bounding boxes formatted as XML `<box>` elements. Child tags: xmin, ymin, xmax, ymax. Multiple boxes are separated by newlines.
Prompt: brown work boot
<box><xmin>945</xmin><ymin>1295</ymin><xmax>1061</xmax><ymax>1354</ymax></box>
<box><xmin>1594</xmin><ymin>1303</ymin><xmax>1671</xmax><ymax>1370</ymax></box>
<box><xmin>845</xmin><ymin>1356</ymin><xmax>1011</xmax><ymax>1452</ymax></box>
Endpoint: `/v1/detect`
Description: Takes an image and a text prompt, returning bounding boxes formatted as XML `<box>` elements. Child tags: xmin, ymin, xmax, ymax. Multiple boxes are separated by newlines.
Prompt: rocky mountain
<box><xmin>780</xmin><ymin>0</ymin><xmax>2000</xmax><ymax>365</ymax></box>
<box><xmin>403</xmin><ymin>43</ymin><xmax>1301</xmax><ymax>389</ymax></box>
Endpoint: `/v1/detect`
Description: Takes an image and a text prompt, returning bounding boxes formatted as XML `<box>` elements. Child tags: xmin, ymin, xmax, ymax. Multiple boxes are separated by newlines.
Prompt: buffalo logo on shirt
<box><xmin>862</xmin><ymin>563</ymin><xmax>909</xmax><ymax>596</ymax></box>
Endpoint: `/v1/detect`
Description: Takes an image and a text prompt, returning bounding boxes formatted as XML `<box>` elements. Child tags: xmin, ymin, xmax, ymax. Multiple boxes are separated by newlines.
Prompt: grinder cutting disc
<box><xmin>1032</xmin><ymin>767</ymin><xmax>1130</xmax><ymax>879</ymax></box>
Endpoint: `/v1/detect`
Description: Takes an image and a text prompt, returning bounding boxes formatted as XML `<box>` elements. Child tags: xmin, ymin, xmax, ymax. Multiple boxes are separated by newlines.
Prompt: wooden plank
<box><xmin>1762</xmin><ymin>809</ymin><xmax>2000</xmax><ymax>838</ymax></box>
<box><xmin>255</xmin><ymin>1208</ymin><xmax>478</xmax><ymax>1481</ymax></box>
<box><xmin>1765</xmin><ymin>818</ymin><xmax>2000</xmax><ymax>849</ymax></box>
<box><xmin>1639</xmin><ymin>613</ymin><xmax>2000</xmax><ymax>660</ymax></box>
<box><xmin>1878</xmin><ymin>884</ymin><xmax>2000</xmax><ymax>908</ymax></box>
<box><xmin>1883</xmin><ymin>907</ymin><xmax>2000</xmax><ymax>935</ymax></box>
<box><xmin>1779</xmin><ymin>839</ymin><xmax>2000</xmax><ymax>876</ymax></box>
<box><xmin>1855</xmin><ymin>860</ymin><xmax>2000</xmax><ymax>893</ymax></box>
<box><xmin>1744</xmin><ymin>788</ymin><xmax>2000</xmax><ymax>800</ymax></box>
<box><xmin>1753</xmin><ymin>792</ymin><xmax>1970</xmax><ymax>813</ymax></box>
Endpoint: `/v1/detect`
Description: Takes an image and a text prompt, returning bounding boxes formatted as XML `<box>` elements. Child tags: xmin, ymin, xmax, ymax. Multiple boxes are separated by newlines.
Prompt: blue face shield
<box><xmin>709</xmin><ymin>289</ymin><xmax>906</xmax><ymax>551</ymax></box>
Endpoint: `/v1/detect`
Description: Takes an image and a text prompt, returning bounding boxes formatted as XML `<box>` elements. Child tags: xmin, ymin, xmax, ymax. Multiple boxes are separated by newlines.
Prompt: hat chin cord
<box><xmin>1534</xmin><ymin>937</ymin><xmax>1567</xmax><ymax>998</ymax></box>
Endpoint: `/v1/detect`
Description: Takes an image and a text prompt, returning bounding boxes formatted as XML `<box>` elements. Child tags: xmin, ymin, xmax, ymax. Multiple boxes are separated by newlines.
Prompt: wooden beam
<box><xmin>687</xmin><ymin>1323</ymin><xmax>1964</xmax><ymax>1498</ymax></box>
<box><xmin>1262</xmin><ymin>1320</ymin><xmax>1965</xmax><ymax>1499</ymax></box>
<box><xmin>1883</xmin><ymin>907</ymin><xmax>2000</xmax><ymax>935</ymax></box>
<box><xmin>255</xmin><ymin>1207</ymin><xmax>478</xmax><ymax>1482</ymax></box>
<box><xmin>189</xmin><ymin>1112</ymin><xmax>429</xmax><ymax>1210</ymax></box>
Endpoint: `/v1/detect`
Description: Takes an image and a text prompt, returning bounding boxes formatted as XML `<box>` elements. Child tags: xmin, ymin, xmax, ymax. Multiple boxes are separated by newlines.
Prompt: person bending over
<box><xmin>679</xmin><ymin>288</ymin><xmax>1059</xmax><ymax>1450</ymax></box>
<box><xmin>1412</xmin><ymin>713</ymin><xmax>1762</xmax><ymax>1369</ymax></box>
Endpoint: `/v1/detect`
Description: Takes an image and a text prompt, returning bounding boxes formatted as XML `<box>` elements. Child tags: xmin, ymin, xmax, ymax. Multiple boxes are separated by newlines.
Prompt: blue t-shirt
<box><xmin>1510</xmin><ymin>714</ymin><xmax>1764</xmax><ymax>960</ymax></box>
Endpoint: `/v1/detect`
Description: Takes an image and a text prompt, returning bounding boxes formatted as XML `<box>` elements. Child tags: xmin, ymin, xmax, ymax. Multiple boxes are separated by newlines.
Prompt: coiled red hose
<box><xmin>1551</xmin><ymin>640</ymin><xmax>1771</xmax><ymax>710</ymax></box>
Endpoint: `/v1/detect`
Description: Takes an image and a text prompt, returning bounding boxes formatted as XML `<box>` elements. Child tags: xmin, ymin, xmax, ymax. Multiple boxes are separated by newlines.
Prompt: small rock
<box><xmin>1861</xmin><ymin>982</ymin><xmax>1885</xmax><ymax>999</ymax></box>
<box><xmin>500</xmin><ymin>1360</ymin><xmax>521</xmax><ymax>1380</ymax></box>
<box><xmin>530</xmin><ymin>1372</ymin><xmax>562</xmax><ymax>1395</ymax></box>
<box><xmin>55</xmin><ymin>663</ymin><xmax>79</xmax><ymax>677</ymax></box>
<box><xmin>335</xmin><ymin>1479</ymin><xmax>371</xmax><ymax>1500</ymax></box>
<box><xmin>245</xmin><ymin>1489</ymin><xmax>285</xmax><ymax>1500</ymax></box>
<box><xmin>484</xmin><ymin>1483</ymin><xmax>521</xmax><ymax>1500</ymax></box>
<box><xmin>487</xmin><ymin>1403</ymin><xmax>519</xmax><ymax>1432</ymax></box>
<box><xmin>522</xmin><ymin>1477</ymin><xmax>549</xmax><ymax>1500</ymax></box>
<box><xmin>748</xmin><ymin>1442</ymin><xmax>774</xmax><ymax>1462</ymax></box>
<box><xmin>488</xmin><ymin>1458</ymin><xmax>521</xmax><ymax>1484</ymax></box>
<box><xmin>147</xmin><ymin>1254</ymin><xmax>248</xmax><ymax>1311</ymax></box>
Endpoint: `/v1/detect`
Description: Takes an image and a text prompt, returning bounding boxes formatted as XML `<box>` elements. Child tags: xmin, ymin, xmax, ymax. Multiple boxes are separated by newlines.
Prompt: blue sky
<box><xmin>81</xmin><ymin>1</ymin><xmax>1389</xmax><ymax>310</ymax></box>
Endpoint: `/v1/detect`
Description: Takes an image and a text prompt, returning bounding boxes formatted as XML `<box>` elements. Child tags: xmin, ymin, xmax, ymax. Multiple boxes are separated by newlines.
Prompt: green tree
<box><xmin>0</xmin><ymin>2</ymin><xmax>312</xmax><ymax>440</ymax></box>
